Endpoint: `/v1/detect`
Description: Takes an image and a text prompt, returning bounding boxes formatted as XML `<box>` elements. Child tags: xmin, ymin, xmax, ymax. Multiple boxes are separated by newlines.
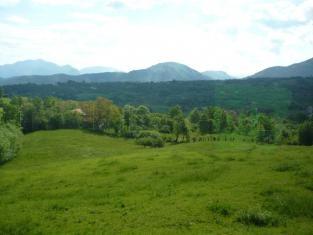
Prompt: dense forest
<box><xmin>2</xmin><ymin>77</ymin><xmax>313</xmax><ymax>120</ymax></box>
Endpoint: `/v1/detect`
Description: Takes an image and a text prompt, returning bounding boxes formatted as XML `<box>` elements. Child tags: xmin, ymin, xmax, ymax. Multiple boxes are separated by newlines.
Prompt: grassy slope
<box><xmin>0</xmin><ymin>130</ymin><xmax>312</xmax><ymax>234</ymax></box>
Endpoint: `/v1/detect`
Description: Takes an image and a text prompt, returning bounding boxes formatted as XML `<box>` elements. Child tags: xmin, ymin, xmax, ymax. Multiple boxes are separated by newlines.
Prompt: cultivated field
<box><xmin>0</xmin><ymin>130</ymin><xmax>312</xmax><ymax>234</ymax></box>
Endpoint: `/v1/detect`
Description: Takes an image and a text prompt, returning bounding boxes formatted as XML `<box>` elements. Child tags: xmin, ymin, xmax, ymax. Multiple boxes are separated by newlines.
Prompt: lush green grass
<box><xmin>0</xmin><ymin>130</ymin><xmax>312</xmax><ymax>234</ymax></box>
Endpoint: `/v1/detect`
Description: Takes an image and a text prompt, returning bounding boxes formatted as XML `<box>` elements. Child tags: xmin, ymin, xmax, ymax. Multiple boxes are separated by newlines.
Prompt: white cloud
<box><xmin>0</xmin><ymin>0</ymin><xmax>20</xmax><ymax>7</ymax></box>
<box><xmin>6</xmin><ymin>15</ymin><xmax>29</xmax><ymax>24</ymax></box>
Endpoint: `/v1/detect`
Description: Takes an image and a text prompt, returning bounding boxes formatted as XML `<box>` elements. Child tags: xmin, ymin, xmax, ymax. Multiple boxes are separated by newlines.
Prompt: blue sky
<box><xmin>0</xmin><ymin>0</ymin><xmax>312</xmax><ymax>76</ymax></box>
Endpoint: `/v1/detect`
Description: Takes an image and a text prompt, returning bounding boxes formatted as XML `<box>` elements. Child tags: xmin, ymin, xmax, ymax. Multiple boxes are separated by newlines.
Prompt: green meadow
<box><xmin>0</xmin><ymin>130</ymin><xmax>312</xmax><ymax>234</ymax></box>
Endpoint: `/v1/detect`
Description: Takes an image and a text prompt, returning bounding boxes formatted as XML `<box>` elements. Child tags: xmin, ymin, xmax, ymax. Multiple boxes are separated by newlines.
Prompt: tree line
<box><xmin>1</xmin><ymin>94</ymin><xmax>312</xmax><ymax>157</ymax></box>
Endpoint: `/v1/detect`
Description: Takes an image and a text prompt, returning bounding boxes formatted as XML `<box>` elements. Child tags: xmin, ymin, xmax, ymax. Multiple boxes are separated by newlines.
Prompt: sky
<box><xmin>0</xmin><ymin>0</ymin><xmax>312</xmax><ymax>76</ymax></box>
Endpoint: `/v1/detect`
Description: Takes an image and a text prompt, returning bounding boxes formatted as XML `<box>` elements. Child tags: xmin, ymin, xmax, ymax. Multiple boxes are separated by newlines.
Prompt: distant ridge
<box><xmin>249</xmin><ymin>57</ymin><xmax>313</xmax><ymax>78</ymax></box>
<box><xmin>0</xmin><ymin>59</ymin><xmax>80</xmax><ymax>78</ymax></box>
<box><xmin>0</xmin><ymin>62</ymin><xmax>211</xmax><ymax>85</ymax></box>
<box><xmin>2</xmin><ymin>57</ymin><xmax>312</xmax><ymax>85</ymax></box>
<box><xmin>202</xmin><ymin>70</ymin><xmax>233</xmax><ymax>80</ymax></box>
<box><xmin>80</xmin><ymin>66</ymin><xmax>121</xmax><ymax>74</ymax></box>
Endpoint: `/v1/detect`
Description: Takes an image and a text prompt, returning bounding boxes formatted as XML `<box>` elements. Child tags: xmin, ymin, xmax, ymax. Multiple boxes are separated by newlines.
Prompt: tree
<box><xmin>135</xmin><ymin>105</ymin><xmax>151</xmax><ymax>128</ymax></box>
<box><xmin>173</xmin><ymin>116</ymin><xmax>190</xmax><ymax>142</ymax></box>
<box><xmin>63</xmin><ymin>111</ymin><xmax>83</xmax><ymax>129</ymax></box>
<box><xmin>298</xmin><ymin>120</ymin><xmax>313</xmax><ymax>146</ymax></box>
<box><xmin>238</xmin><ymin>115</ymin><xmax>253</xmax><ymax>135</ymax></box>
<box><xmin>199</xmin><ymin>114</ymin><xmax>214</xmax><ymax>134</ymax></box>
<box><xmin>256</xmin><ymin>114</ymin><xmax>275</xmax><ymax>144</ymax></box>
<box><xmin>189</xmin><ymin>108</ymin><xmax>201</xmax><ymax>124</ymax></box>
<box><xmin>219</xmin><ymin>110</ymin><xmax>228</xmax><ymax>132</ymax></box>
<box><xmin>169</xmin><ymin>105</ymin><xmax>183</xmax><ymax>119</ymax></box>
<box><xmin>0</xmin><ymin>98</ymin><xmax>18</xmax><ymax>124</ymax></box>
<box><xmin>159</xmin><ymin>115</ymin><xmax>173</xmax><ymax>133</ymax></box>
<box><xmin>0</xmin><ymin>123</ymin><xmax>22</xmax><ymax>163</ymax></box>
<box><xmin>226</xmin><ymin>112</ymin><xmax>237</xmax><ymax>132</ymax></box>
<box><xmin>93</xmin><ymin>97</ymin><xmax>122</xmax><ymax>133</ymax></box>
<box><xmin>123</xmin><ymin>105</ymin><xmax>137</xmax><ymax>131</ymax></box>
<box><xmin>48</xmin><ymin>113</ymin><xmax>64</xmax><ymax>129</ymax></box>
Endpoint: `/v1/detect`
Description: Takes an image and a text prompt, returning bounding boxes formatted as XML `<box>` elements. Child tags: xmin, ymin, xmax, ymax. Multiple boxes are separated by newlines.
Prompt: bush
<box><xmin>237</xmin><ymin>209</ymin><xmax>279</xmax><ymax>227</ymax></box>
<box><xmin>208</xmin><ymin>202</ymin><xmax>232</xmax><ymax>216</ymax></box>
<box><xmin>135</xmin><ymin>131</ymin><xmax>164</xmax><ymax>148</ymax></box>
<box><xmin>0</xmin><ymin>123</ymin><xmax>23</xmax><ymax>164</ymax></box>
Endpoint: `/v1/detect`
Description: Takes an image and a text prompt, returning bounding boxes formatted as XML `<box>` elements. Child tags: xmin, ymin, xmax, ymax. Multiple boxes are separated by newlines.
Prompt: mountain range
<box><xmin>0</xmin><ymin>61</ymin><xmax>213</xmax><ymax>85</ymax></box>
<box><xmin>0</xmin><ymin>60</ymin><xmax>121</xmax><ymax>79</ymax></box>
<box><xmin>0</xmin><ymin>57</ymin><xmax>312</xmax><ymax>85</ymax></box>
<box><xmin>0</xmin><ymin>59</ymin><xmax>80</xmax><ymax>78</ymax></box>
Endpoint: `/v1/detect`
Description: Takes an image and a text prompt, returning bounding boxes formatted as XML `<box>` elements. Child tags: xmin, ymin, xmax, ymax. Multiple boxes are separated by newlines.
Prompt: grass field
<box><xmin>0</xmin><ymin>130</ymin><xmax>312</xmax><ymax>234</ymax></box>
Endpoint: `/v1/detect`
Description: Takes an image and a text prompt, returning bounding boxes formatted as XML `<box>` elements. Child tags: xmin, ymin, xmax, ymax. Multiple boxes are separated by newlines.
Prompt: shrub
<box><xmin>208</xmin><ymin>202</ymin><xmax>232</xmax><ymax>216</ymax></box>
<box><xmin>237</xmin><ymin>209</ymin><xmax>279</xmax><ymax>226</ymax></box>
<box><xmin>0</xmin><ymin>123</ymin><xmax>23</xmax><ymax>164</ymax></box>
<box><xmin>135</xmin><ymin>131</ymin><xmax>164</xmax><ymax>148</ymax></box>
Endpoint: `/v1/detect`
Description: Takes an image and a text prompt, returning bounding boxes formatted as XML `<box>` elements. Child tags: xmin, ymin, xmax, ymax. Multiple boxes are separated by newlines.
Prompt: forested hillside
<box><xmin>2</xmin><ymin>77</ymin><xmax>313</xmax><ymax>118</ymax></box>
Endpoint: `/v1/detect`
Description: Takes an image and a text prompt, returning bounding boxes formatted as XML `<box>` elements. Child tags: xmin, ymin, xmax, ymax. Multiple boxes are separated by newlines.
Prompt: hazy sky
<box><xmin>0</xmin><ymin>0</ymin><xmax>312</xmax><ymax>76</ymax></box>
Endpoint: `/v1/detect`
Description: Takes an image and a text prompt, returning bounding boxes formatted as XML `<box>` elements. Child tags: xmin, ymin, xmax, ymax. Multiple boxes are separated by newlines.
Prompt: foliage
<box><xmin>135</xmin><ymin>131</ymin><xmax>164</xmax><ymax>147</ymax></box>
<box><xmin>0</xmin><ymin>95</ymin><xmax>307</xmax><ymax>145</ymax></box>
<box><xmin>0</xmin><ymin>123</ymin><xmax>22</xmax><ymax>163</ymax></box>
<box><xmin>256</xmin><ymin>114</ymin><xmax>275</xmax><ymax>144</ymax></box>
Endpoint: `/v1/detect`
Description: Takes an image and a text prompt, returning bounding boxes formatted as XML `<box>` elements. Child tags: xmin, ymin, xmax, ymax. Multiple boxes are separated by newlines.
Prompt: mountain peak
<box><xmin>123</xmin><ymin>61</ymin><xmax>209</xmax><ymax>82</ymax></box>
<box><xmin>147</xmin><ymin>62</ymin><xmax>194</xmax><ymax>72</ymax></box>
<box><xmin>149</xmin><ymin>61</ymin><xmax>187</xmax><ymax>67</ymax></box>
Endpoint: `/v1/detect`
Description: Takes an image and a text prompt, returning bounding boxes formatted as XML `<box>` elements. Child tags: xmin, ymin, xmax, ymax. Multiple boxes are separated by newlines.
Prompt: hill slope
<box><xmin>0</xmin><ymin>59</ymin><xmax>79</xmax><ymax>78</ymax></box>
<box><xmin>249</xmin><ymin>57</ymin><xmax>313</xmax><ymax>78</ymax></box>
<box><xmin>0</xmin><ymin>130</ymin><xmax>312</xmax><ymax>234</ymax></box>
